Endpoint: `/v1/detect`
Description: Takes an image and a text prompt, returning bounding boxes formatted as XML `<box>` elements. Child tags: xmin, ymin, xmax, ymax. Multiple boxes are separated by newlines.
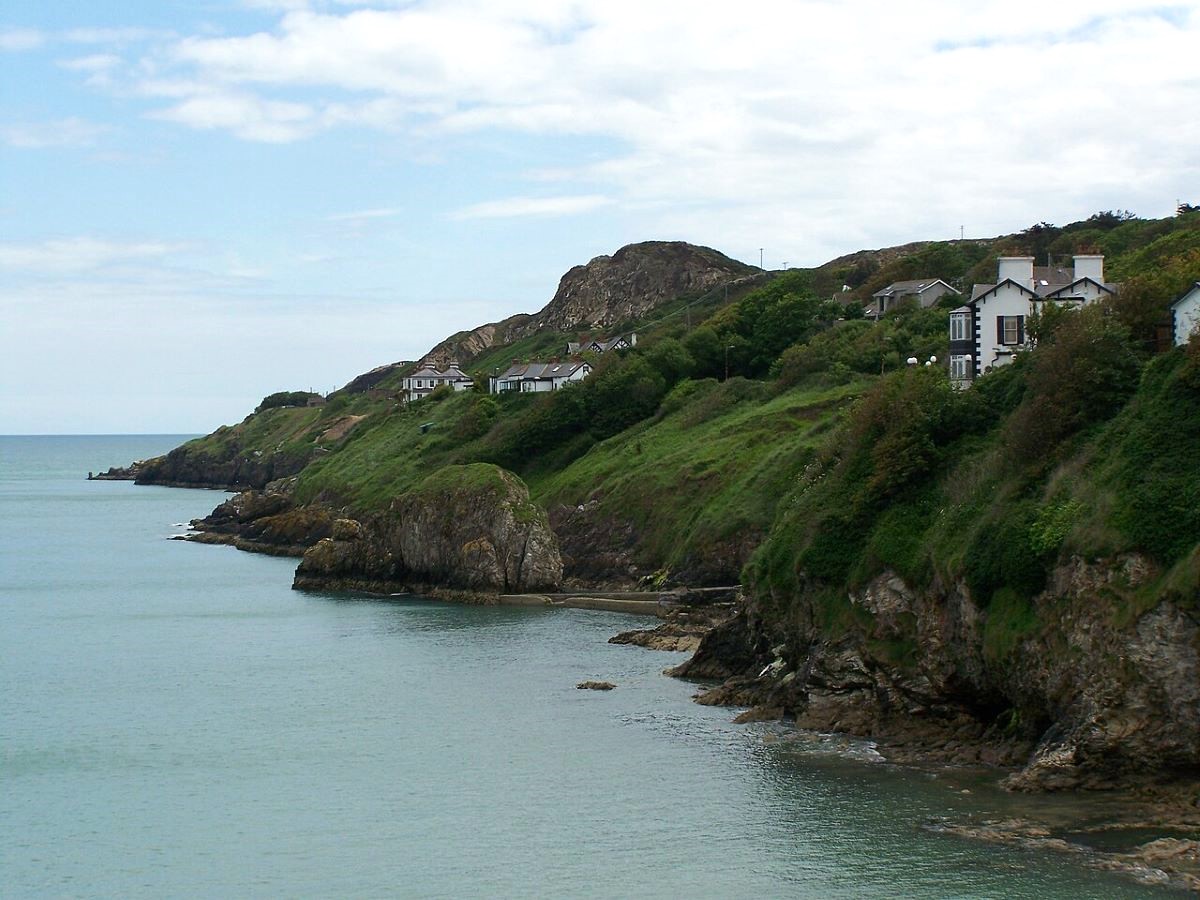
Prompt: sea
<box><xmin>0</xmin><ymin>435</ymin><xmax>1186</xmax><ymax>898</ymax></box>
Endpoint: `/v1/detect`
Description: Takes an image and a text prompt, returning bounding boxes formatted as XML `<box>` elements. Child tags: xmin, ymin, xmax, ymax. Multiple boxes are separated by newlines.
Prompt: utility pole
<box><xmin>759</xmin><ymin>248</ymin><xmax>764</xmax><ymax>271</ymax></box>
<box><xmin>960</xmin><ymin>225</ymin><xmax>964</xmax><ymax>241</ymax></box>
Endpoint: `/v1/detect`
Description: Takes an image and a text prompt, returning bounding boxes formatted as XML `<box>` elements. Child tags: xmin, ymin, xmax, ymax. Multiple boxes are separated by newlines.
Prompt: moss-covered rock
<box><xmin>294</xmin><ymin>464</ymin><xmax>561</xmax><ymax>594</ymax></box>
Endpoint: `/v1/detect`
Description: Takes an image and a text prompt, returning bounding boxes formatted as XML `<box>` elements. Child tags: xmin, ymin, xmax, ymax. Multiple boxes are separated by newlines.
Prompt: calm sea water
<box><xmin>0</xmin><ymin>436</ymin><xmax>1183</xmax><ymax>898</ymax></box>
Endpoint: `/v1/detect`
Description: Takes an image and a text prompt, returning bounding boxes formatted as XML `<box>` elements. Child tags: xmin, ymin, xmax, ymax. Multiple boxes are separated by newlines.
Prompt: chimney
<box><xmin>549</xmin><ymin>356</ymin><xmax>560</xmax><ymax>364</ymax></box>
<box><xmin>997</xmin><ymin>256</ymin><xmax>1034</xmax><ymax>289</ymax></box>
<box><xmin>629</xmin><ymin>332</ymin><xmax>637</xmax><ymax>347</ymax></box>
<box><xmin>1073</xmin><ymin>254</ymin><xmax>1104</xmax><ymax>283</ymax></box>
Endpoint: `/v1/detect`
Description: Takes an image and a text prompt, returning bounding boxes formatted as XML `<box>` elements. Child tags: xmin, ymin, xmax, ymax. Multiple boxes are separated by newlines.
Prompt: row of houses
<box><xmin>947</xmin><ymin>256</ymin><xmax>1199</xmax><ymax>384</ymax></box>
<box><xmin>867</xmin><ymin>257</ymin><xmax>1198</xmax><ymax>386</ymax></box>
<box><xmin>398</xmin><ymin>332</ymin><xmax>636</xmax><ymax>402</ymax></box>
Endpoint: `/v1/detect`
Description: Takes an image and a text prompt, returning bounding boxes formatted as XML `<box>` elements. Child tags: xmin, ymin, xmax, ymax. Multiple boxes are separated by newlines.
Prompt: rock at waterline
<box><xmin>577</xmin><ymin>681</ymin><xmax>616</xmax><ymax>691</ymax></box>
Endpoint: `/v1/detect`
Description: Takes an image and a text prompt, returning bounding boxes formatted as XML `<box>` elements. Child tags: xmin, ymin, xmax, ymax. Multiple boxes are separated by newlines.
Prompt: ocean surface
<box><xmin>0</xmin><ymin>435</ymin><xmax>1184</xmax><ymax>898</ymax></box>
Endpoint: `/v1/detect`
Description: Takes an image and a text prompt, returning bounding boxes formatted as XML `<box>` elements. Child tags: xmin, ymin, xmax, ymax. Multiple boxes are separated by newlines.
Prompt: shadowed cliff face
<box><xmin>675</xmin><ymin>554</ymin><xmax>1200</xmax><ymax>792</ymax></box>
<box><xmin>421</xmin><ymin>241</ymin><xmax>754</xmax><ymax>369</ymax></box>
<box><xmin>293</xmin><ymin>464</ymin><xmax>562</xmax><ymax>594</ymax></box>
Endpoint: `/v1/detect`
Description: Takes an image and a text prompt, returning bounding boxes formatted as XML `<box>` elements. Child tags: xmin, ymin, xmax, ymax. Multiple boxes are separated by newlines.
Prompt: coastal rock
<box><xmin>134</xmin><ymin>434</ymin><xmax>311</xmax><ymax>490</ymax></box>
<box><xmin>577</xmin><ymin>681</ymin><xmax>616</xmax><ymax>691</ymax></box>
<box><xmin>184</xmin><ymin>481</ymin><xmax>333</xmax><ymax>555</ymax></box>
<box><xmin>294</xmin><ymin>464</ymin><xmax>562</xmax><ymax>594</ymax></box>
<box><xmin>677</xmin><ymin>556</ymin><xmax>1200</xmax><ymax>790</ymax></box>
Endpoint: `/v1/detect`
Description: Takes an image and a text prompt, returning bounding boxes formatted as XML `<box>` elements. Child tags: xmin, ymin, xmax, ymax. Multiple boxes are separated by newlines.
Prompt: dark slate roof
<box><xmin>1041</xmin><ymin>277</ymin><xmax>1116</xmax><ymax>299</ymax></box>
<box><xmin>966</xmin><ymin>279</ymin><xmax>1038</xmax><ymax>306</ymax></box>
<box><xmin>499</xmin><ymin>359</ymin><xmax>589</xmax><ymax>380</ymax></box>
<box><xmin>1170</xmin><ymin>282</ymin><xmax>1200</xmax><ymax>308</ymax></box>
<box><xmin>872</xmin><ymin>278</ymin><xmax>952</xmax><ymax>298</ymax></box>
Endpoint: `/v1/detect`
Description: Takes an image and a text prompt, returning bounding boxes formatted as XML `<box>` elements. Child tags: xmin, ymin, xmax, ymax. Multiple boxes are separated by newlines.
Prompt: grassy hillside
<box><xmin>151</xmin><ymin>209</ymin><xmax>1198</xmax><ymax>591</ymax></box>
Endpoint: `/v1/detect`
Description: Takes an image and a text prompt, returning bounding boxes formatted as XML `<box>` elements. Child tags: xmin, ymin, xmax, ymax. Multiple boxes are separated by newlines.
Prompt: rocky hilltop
<box><xmin>420</xmin><ymin>241</ymin><xmax>753</xmax><ymax>369</ymax></box>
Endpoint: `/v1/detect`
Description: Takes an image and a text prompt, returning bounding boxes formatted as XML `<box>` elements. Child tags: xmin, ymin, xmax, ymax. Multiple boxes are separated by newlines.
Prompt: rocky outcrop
<box><xmin>549</xmin><ymin>500</ymin><xmax>754</xmax><ymax>588</ymax></box>
<box><xmin>88</xmin><ymin>461</ymin><xmax>146</xmax><ymax>481</ymax></box>
<box><xmin>180</xmin><ymin>477</ymin><xmax>333</xmax><ymax>556</ymax></box>
<box><xmin>422</xmin><ymin>241</ymin><xmax>756</xmax><ymax>369</ymax></box>
<box><xmin>135</xmin><ymin>438</ymin><xmax>311</xmax><ymax>490</ymax></box>
<box><xmin>293</xmin><ymin>464</ymin><xmax>562</xmax><ymax>595</ymax></box>
<box><xmin>675</xmin><ymin>555</ymin><xmax>1200</xmax><ymax>790</ymax></box>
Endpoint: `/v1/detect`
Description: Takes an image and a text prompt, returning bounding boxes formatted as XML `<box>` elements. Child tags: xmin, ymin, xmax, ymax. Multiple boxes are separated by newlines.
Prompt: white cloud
<box><xmin>452</xmin><ymin>194</ymin><xmax>613</xmax><ymax>220</ymax></box>
<box><xmin>0</xmin><ymin>118</ymin><xmax>109</xmax><ymax>149</ymax></box>
<box><xmin>52</xmin><ymin>2</ymin><xmax>1200</xmax><ymax>260</ymax></box>
<box><xmin>327</xmin><ymin>207</ymin><xmax>401</xmax><ymax>221</ymax></box>
<box><xmin>150</xmin><ymin>91</ymin><xmax>316</xmax><ymax>142</ymax></box>
<box><xmin>0</xmin><ymin>237</ymin><xmax>188</xmax><ymax>273</ymax></box>
<box><xmin>0</xmin><ymin>28</ymin><xmax>44</xmax><ymax>51</ymax></box>
<box><xmin>58</xmin><ymin>53</ymin><xmax>122</xmax><ymax>72</ymax></box>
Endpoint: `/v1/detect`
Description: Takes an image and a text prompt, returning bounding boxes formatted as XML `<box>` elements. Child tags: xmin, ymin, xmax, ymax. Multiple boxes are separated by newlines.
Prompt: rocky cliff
<box><xmin>420</xmin><ymin>241</ymin><xmax>754</xmax><ymax>369</ymax></box>
<box><xmin>293</xmin><ymin>464</ymin><xmax>562</xmax><ymax>594</ymax></box>
<box><xmin>674</xmin><ymin>554</ymin><xmax>1200</xmax><ymax>791</ymax></box>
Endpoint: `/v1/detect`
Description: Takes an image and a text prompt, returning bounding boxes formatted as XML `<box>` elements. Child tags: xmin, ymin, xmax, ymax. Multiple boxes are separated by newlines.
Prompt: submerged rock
<box><xmin>577</xmin><ymin>681</ymin><xmax>616</xmax><ymax>691</ymax></box>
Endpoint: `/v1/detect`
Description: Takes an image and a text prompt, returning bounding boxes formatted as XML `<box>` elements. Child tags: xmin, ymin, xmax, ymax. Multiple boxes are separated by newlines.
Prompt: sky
<box><xmin>2</xmin><ymin>1</ymin><xmax>1198</xmax><ymax>433</ymax></box>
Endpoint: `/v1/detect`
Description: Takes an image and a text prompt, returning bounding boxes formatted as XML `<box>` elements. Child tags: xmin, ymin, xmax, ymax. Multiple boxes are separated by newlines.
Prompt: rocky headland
<box><xmin>293</xmin><ymin>464</ymin><xmax>562</xmax><ymax>595</ymax></box>
<box><xmin>94</xmin><ymin>222</ymin><xmax>1200</xmax><ymax>888</ymax></box>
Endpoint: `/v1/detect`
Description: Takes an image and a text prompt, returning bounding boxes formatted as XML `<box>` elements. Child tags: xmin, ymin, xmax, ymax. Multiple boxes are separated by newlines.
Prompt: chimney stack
<box><xmin>997</xmin><ymin>256</ymin><xmax>1035</xmax><ymax>289</ymax></box>
<box><xmin>1073</xmin><ymin>254</ymin><xmax>1104</xmax><ymax>283</ymax></box>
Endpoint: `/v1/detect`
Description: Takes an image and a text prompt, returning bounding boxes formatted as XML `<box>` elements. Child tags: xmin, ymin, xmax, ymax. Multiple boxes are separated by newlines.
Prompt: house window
<box><xmin>950</xmin><ymin>355</ymin><xmax>972</xmax><ymax>380</ymax></box>
<box><xmin>950</xmin><ymin>313</ymin><xmax>969</xmax><ymax>341</ymax></box>
<box><xmin>999</xmin><ymin>315</ymin><xmax>1024</xmax><ymax>345</ymax></box>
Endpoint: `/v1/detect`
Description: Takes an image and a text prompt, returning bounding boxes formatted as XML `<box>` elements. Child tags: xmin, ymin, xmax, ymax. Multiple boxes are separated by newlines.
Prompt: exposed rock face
<box><xmin>675</xmin><ymin>555</ymin><xmax>1200</xmax><ymax>790</ymax></box>
<box><xmin>135</xmin><ymin>438</ymin><xmax>311</xmax><ymax>490</ymax></box>
<box><xmin>182</xmin><ymin>478</ymin><xmax>333</xmax><ymax>556</ymax></box>
<box><xmin>422</xmin><ymin>241</ymin><xmax>755</xmax><ymax>369</ymax></box>
<box><xmin>548</xmin><ymin>500</ymin><xmax>754</xmax><ymax>589</ymax></box>
<box><xmin>294</xmin><ymin>464</ymin><xmax>562</xmax><ymax>595</ymax></box>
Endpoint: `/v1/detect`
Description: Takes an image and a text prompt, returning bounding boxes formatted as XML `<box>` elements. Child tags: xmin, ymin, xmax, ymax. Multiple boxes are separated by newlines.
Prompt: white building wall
<box><xmin>1174</xmin><ymin>287</ymin><xmax>1200</xmax><ymax>346</ymax></box>
<box><xmin>975</xmin><ymin>284</ymin><xmax>1033</xmax><ymax>373</ymax></box>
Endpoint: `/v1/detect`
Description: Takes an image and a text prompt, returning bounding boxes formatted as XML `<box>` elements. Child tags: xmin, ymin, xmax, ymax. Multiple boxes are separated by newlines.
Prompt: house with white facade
<box><xmin>565</xmin><ymin>333</ymin><xmax>638</xmax><ymax>355</ymax></box>
<box><xmin>866</xmin><ymin>279</ymin><xmax>957</xmax><ymax>319</ymax></box>
<box><xmin>491</xmin><ymin>358</ymin><xmax>592</xmax><ymax>394</ymax></box>
<box><xmin>949</xmin><ymin>255</ymin><xmax>1117</xmax><ymax>384</ymax></box>
<box><xmin>1170</xmin><ymin>283</ymin><xmax>1200</xmax><ymax>346</ymax></box>
<box><xmin>400</xmin><ymin>362</ymin><xmax>474</xmax><ymax>402</ymax></box>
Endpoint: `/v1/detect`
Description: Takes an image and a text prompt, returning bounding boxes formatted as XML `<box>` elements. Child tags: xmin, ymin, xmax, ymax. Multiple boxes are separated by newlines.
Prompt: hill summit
<box><xmin>422</xmin><ymin>240</ymin><xmax>753</xmax><ymax>369</ymax></box>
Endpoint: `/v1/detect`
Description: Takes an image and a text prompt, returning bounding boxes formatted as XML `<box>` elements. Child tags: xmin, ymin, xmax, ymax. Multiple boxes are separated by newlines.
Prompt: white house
<box><xmin>866</xmin><ymin>279</ymin><xmax>957</xmax><ymax>319</ymax></box>
<box><xmin>566</xmin><ymin>333</ymin><xmax>637</xmax><ymax>355</ymax></box>
<box><xmin>1171</xmin><ymin>283</ymin><xmax>1200</xmax><ymax>346</ymax></box>
<box><xmin>492</xmin><ymin>358</ymin><xmax>591</xmax><ymax>394</ymax></box>
<box><xmin>400</xmin><ymin>362</ymin><xmax>474</xmax><ymax>402</ymax></box>
<box><xmin>949</xmin><ymin>255</ymin><xmax>1117</xmax><ymax>384</ymax></box>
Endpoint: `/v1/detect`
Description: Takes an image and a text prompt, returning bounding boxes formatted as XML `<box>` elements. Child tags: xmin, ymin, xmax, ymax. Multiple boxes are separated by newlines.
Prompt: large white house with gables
<box><xmin>399</xmin><ymin>362</ymin><xmax>474</xmax><ymax>403</ymax></box>
<box><xmin>1171</xmin><ymin>283</ymin><xmax>1200</xmax><ymax>346</ymax></box>
<box><xmin>491</xmin><ymin>358</ymin><xmax>592</xmax><ymax>394</ymax></box>
<box><xmin>949</xmin><ymin>255</ymin><xmax>1117</xmax><ymax>384</ymax></box>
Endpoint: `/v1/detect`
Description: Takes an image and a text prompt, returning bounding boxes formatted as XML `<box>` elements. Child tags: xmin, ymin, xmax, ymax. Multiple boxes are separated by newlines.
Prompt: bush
<box><xmin>256</xmin><ymin>390</ymin><xmax>318</xmax><ymax>413</ymax></box>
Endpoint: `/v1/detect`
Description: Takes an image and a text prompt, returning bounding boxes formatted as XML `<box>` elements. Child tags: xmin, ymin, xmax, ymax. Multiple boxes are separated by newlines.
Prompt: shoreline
<box><xmin>101</xmin><ymin>474</ymin><xmax>1200</xmax><ymax>891</ymax></box>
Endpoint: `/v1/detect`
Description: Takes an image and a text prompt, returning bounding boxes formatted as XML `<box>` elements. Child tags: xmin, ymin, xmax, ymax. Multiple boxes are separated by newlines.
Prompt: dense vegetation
<box><xmin>168</xmin><ymin>210</ymin><xmax>1199</xmax><ymax>605</ymax></box>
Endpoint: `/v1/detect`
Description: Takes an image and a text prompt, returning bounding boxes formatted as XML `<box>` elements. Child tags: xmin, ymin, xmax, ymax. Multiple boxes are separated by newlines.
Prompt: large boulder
<box><xmin>294</xmin><ymin>464</ymin><xmax>562</xmax><ymax>594</ymax></box>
